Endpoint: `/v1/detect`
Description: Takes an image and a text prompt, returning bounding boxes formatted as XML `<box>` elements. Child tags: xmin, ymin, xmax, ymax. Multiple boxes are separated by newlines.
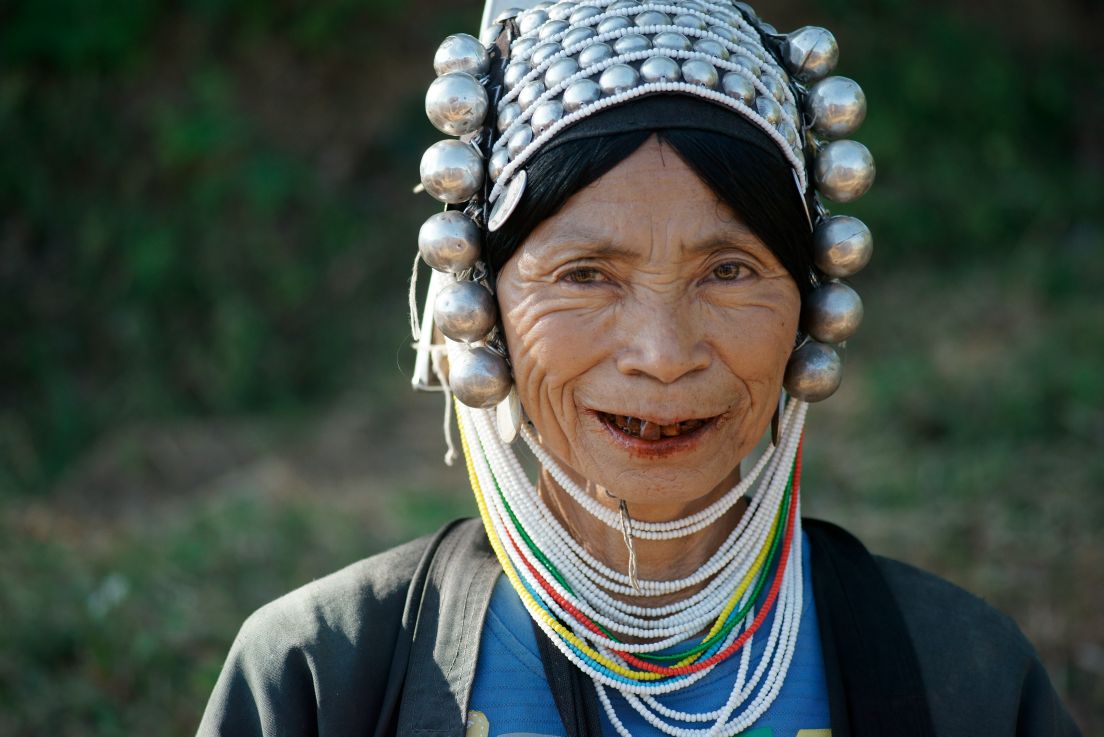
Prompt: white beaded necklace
<box><xmin>456</xmin><ymin>397</ymin><xmax>808</xmax><ymax>735</ymax></box>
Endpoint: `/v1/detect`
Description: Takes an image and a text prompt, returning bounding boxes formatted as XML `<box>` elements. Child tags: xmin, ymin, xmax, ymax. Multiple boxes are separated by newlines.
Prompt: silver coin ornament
<box><xmin>425</xmin><ymin>73</ymin><xmax>489</xmax><ymax>136</ymax></box>
<box><xmin>755</xmin><ymin>95</ymin><xmax>782</xmax><ymax>125</ymax></box>
<box><xmin>578</xmin><ymin>42</ymin><xmax>614</xmax><ymax>67</ymax></box>
<box><xmin>674</xmin><ymin>13</ymin><xmax>707</xmax><ymax>31</ymax></box>
<box><xmin>563</xmin><ymin>78</ymin><xmax>602</xmax><ymax>111</ymax></box>
<box><xmin>518</xmin><ymin>9</ymin><xmax>549</xmax><ymax>35</ymax></box>
<box><xmin>433</xmin><ymin>33</ymin><xmax>490</xmax><ymax>77</ymax></box>
<box><xmin>544</xmin><ymin>57</ymin><xmax>580</xmax><ymax>88</ymax></box>
<box><xmin>518</xmin><ymin>81</ymin><xmax>546</xmax><ymax>110</ymax></box>
<box><xmin>563</xmin><ymin>25</ymin><xmax>597</xmax><ymax>48</ymax></box>
<box><xmin>450</xmin><ymin>346</ymin><xmax>513</xmax><ymax>408</ymax></box>
<box><xmin>420</xmin><ymin>140</ymin><xmax>484</xmax><ymax>204</ymax></box>
<box><xmin>784</xmin><ymin>341</ymin><xmax>843</xmax><ymax>402</ymax></box>
<box><xmin>694</xmin><ymin>39</ymin><xmax>729</xmax><ymax>60</ymax></box>
<box><xmin>539</xmin><ymin>19</ymin><xmax>570</xmax><ymax>40</ymax></box>
<box><xmin>722</xmin><ymin>72</ymin><xmax>756</xmax><ymax>104</ymax></box>
<box><xmin>531</xmin><ymin>100</ymin><xmax>565</xmax><ymax>135</ymax></box>
<box><xmin>418</xmin><ymin>211</ymin><xmax>481</xmax><ymax>273</ymax></box>
<box><xmin>434</xmin><ymin>280</ymin><xmax>498</xmax><ymax>343</ymax></box>
<box><xmin>614</xmin><ymin>33</ymin><xmax>651</xmax><ymax>54</ymax></box>
<box><xmin>600</xmin><ymin>64</ymin><xmax>640</xmax><ymax>95</ymax></box>
<box><xmin>807</xmin><ymin>76</ymin><xmax>867</xmax><ymax>139</ymax></box>
<box><xmin>597</xmin><ymin>16</ymin><xmax>633</xmax><ymax>34</ymax></box>
<box><xmin>682</xmin><ymin>59</ymin><xmax>719</xmax><ymax>89</ymax></box>
<box><xmin>503</xmin><ymin>62</ymin><xmax>531</xmax><ymax>91</ymax></box>
<box><xmin>507</xmin><ymin>125</ymin><xmax>534</xmax><ymax>157</ymax></box>
<box><xmin>802</xmin><ymin>281</ymin><xmax>864</xmax><ymax>344</ymax></box>
<box><xmin>531</xmin><ymin>41</ymin><xmax>562</xmax><ymax>65</ymax></box>
<box><xmin>653</xmin><ymin>32</ymin><xmax>692</xmax><ymax>52</ymax></box>
<box><xmin>814</xmin><ymin>140</ymin><xmax>875</xmax><ymax>203</ymax></box>
<box><xmin>813</xmin><ymin>215</ymin><xmax>873</xmax><ymax>277</ymax></box>
<box><xmin>636</xmin><ymin>10</ymin><xmax>671</xmax><ymax>26</ymax></box>
<box><xmin>783</xmin><ymin>26</ymin><xmax>838</xmax><ymax>82</ymax></box>
<box><xmin>641</xmin><ymin>56</ymin><xmax>682</xmax><ymax>83</ymax></box>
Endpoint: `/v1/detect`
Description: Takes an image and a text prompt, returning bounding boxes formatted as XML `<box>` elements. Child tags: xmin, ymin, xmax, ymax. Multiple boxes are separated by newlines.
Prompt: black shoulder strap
<box><xmin>804</xmin><ymin>518</ymin><xmax>936</xmax><ymax>737</ymax></box>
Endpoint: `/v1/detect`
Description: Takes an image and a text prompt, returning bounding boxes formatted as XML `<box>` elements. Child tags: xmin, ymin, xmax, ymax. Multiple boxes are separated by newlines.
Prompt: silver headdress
<box><xmin>412</xmin><ymin>0</ymin><xmax>875</xmax><ymax>422</ymax></box>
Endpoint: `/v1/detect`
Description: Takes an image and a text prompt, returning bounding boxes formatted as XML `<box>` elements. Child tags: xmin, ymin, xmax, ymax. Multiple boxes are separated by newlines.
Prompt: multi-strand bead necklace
<box><xmin>456</xmin><ymin>398</ymin><xmax>808</xmax><ymax>737</ymax></box>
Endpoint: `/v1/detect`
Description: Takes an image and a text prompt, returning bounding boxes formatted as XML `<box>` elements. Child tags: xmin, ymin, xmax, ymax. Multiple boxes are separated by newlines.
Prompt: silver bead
<box><xmin>503</xmin><ymin>61</ymin><xmax>532</xmax><ymax>91</ymax></box>
<box><xmin>512</xmin><ymin>37</ymin><xmax>538</xmax><ymax>59</ymax></box>
<box><xmin>599</xmin><ymin>64</ymin><xmax>639</xmax><ymax>94</ymax></box>
<box><xmin>497</xmin><ymin>101</ymin><xmax>522</xmax><ymax>133</ymax></box>
<box><xmin>425</xmin><ymin>72</ymin><xmax>489</xmax><ymax>136</ymax></box>
<box><xmin>507</xmin><ymin>125</ymin><xmax>534</xmax><ymax>157</ymax></box>
<box><xmin>674</xmin><ymin>13</ymin><xmax>707</xmax><ymax>31</ymax></box>
<box><xmin>530</xmin><ymin>41</ymin><xmax>562</xmax><ymax>65</ymax></box>
<box><xmin>709</xmin><ymin>25</ymin><xmax>737</xmax><ymax>43</ymax></box>
<box><xmin>418</xmin><ymin>211</ymin><xmax>481</xmax><ymax>273</ymax></box>
<box><xmin>653</xmin><ymin>31</ymin><xmax>691</xmax><ymax>52</ymax></box>
<box><xmin>807</xmin><ymin>75</ymin><xmax>867</xmax><ymax>139</ymax></box>
<box><xmin>578</xmin><ymin>42</ymin><xmax>614</xmax><ymax>67</ymax></box>
<box><xmin>613</xmin><ymin>33</ymin><xmax>650</xmax><ymax>54</ymax></box>
<box><xmin>539</xmin><ymin>19</ymin><xmax>570</xmax><ymax>40</ymax></box>
<box><xmin>693</xmin><ymin>38</ymin><xmax>729</xmax><ymax>60</ymax></box>
<box><xmin>784</xmin><ymin>341</ymin><xmax>842</xmax><ymax>402</ymax></box>
<box><xmin>449</xmin><ymin>346</ymin><xmax>513</xmax><ymax>409</ymax></box>
<box><xmin>569</xmin><ymin>4</ymin><xmax>602</xmax><ymax>23</ymax></box>
<box><xmin>563</xmin><ymin>78</ymin><xmax>602</xmax><ymax>111</ymax></box>
<box><xmin>494</xmin><ymin>7</ymin><xmax>525</xmax><ymax>23</ymax></box>
<box><xmin>433</xmin><ymin>33</ymin><xmax>491</xmax><ymax>77</ymax></box>
<box><xmin>545</xmin><ymin>57</ymin><xmax>580</xmax><ymax>88</ymax></box>
<box><xmin>435</xmin><ymin>280</ymin><xmax>498</xmax><ymax>343</ymax></box>
<box><xmin>722</xmin><ymin>72</ymin><xmax>755</xmax><ymax>104</ymax></box>
<box><xmin>531</xmin><ymin>99</ymin><xmax>564</xmax><ymax>135</ymax></box>
<box><xmin>518</xmin><ymin>9</ymin><xmax>549</xmax><ymax>35</ymax></box>
<box><xmin>641</xmin><ymin>56</ymin><xmax>681</xmax><ymax>83</ymax></box>
<box><xmin>730</xmin><ymin>52</ymin><xmax>760</xmax><ymax>76</ymax></box>
<box><xmin>548</xmin><ymin>2</ymin><xmax>577</xmax><ymax>21</ymax></box>
<box><xmin>682</xmin><ymin>59</ymin><xmax>719</xmax><ymax>89</ymax></box>
<box><xmin>802</xmin><ymin>282</ymin><xmax>864</xmax><ymax>344</ymax></box>
<box><xmin>783</xmin><ymin>26</ymin><xmax>838</xmax><ymax>83</ymax></box>
<box><xmin>607</xmin><ymin>0</ymin><xmax>637</xmax><ymax>10</ymax></box>
<box><xmin>635</xmin><ymin>10</ymin><xmax>670</xmax><ymax>26</ymax></box>
<box><xmin>755</xmin><ymin>95</ymin><xmax>782</xmax><ymax>125</ymax></box>
<box><xmin>813</xmin><ymin>215</ymin><xmax>873</xmax><ymax>277</ymax></box>
<box><xmin>814</xmin><ymin>140</ymin><xmax>875</xmax><ymax>203</ymax></box>
<box><xmin>781</xmin><ymin>121</ymin><xmax>799</xmax><ymax>147</ymax></box>
<box><xmin>759</xmin><ymin>74</ymin><xmax>786</xmax><ymax>102</ymax></box>
<box><xmin>518</xmin><ymin>80</ymin><xmax>546</xmax><ymax>110</ymax></box>
<box><xmin>419</xmin><ymin>140</ymin><xmax>484</xmax><ymax>204</ymax></box>
<box><xmin>479</xmin><ymin>23</ymin><xmax>503</xmax><ymax>47</ymax></box>
<box><xmin>597</xmin><ymin>16</ymin><xmax>632</xmax><ymax>34</ymax></box>
<box><xmin>679</xmin><ymin>0</ymin><xmax>705</xmax><ymax>11</ymax></box>
<box><xmin>488</xmin><ymin>146</ymin><xmax>510</xmax><ymax>182</ymax></box>
<box><xmin>533</xmin><ymin>1</ymin><xmax>554</xmax><ymax>10</ymax></box>
<box><xmin>562</xmin><ymin>25</ymin><xmax>597</xmax><ymax>48</ymax></box>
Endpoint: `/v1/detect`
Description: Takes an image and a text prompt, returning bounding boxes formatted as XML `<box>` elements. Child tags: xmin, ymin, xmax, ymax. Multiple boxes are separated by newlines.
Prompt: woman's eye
<box><xmin>712</xmin><ymin>262</ymin><xmax>746</xmax><ymax>281</ymax></box>
<box><xmin>563</xmin><ymin>267</ymin><xmax>604</xmax><ymax>284</ymax></box>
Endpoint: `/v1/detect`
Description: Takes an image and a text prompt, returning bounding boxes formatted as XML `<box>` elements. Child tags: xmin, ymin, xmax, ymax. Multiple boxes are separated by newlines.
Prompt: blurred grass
<box><xmin>0</xmin><ymin>0</ymin><xmax>1101</xmax><ymax>734</ymax></box>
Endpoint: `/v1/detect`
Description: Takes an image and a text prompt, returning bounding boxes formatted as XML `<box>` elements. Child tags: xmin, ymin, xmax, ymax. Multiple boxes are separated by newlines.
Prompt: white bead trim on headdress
<box><xmin>412</xmin><ymin>0</ymin><xmax>875</xmax><ymax>414</ymax></box>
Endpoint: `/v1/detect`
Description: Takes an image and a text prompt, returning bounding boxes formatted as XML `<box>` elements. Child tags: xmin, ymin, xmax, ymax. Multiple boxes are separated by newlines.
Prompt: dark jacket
<box><xmin>197</xmin><ymin>518</ymin><xmax>1081</xmax><ymax>737</ymax></box>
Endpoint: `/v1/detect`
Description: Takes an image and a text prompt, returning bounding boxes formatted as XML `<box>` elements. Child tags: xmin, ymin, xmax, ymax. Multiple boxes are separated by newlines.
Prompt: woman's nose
<box><xmin>614</xmin><ymin>302</ymin><xmax>711</xmax><ymax>384</ymax></box>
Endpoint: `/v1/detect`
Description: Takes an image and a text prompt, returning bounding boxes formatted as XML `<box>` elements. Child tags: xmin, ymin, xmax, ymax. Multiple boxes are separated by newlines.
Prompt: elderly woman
<box><xmin>199</xmin><ymin>2</ymin><xmax>1080</xmax><ymax>736</ymax></box>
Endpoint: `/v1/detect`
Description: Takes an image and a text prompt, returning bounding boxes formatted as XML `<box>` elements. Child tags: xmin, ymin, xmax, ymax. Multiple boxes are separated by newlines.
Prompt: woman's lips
<box><xmin>594</xmin><ymin>411</ymin><xmax>719</xmax><ymax>456</ymax></box>
<box><xmin>601</xmin><ymin>413</ymin><xmax>708</xmax><ymax>440</ymax></box>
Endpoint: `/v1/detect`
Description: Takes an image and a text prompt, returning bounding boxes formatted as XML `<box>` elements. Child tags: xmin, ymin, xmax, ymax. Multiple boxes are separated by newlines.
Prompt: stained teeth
<box><xmin>661</xmin><ymin>423</ymin><xmax>680</xmax><ymax>437</ymax></box>
<box><xmin>640</xmin><ymin>421</ymin><xmax>661</xmax><ymax>440</ymax></box>
<box><xmin>606</xmin><ymin>413</ymin><xmax>707</xmax><ymax>439</ymax></box>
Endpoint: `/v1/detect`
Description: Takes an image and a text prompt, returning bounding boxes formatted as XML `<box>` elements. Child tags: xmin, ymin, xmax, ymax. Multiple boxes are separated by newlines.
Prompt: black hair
<box><xmin>485</xmin><ymin>125</ymin><xmax>815</xmax><ymax>295</ymax></box>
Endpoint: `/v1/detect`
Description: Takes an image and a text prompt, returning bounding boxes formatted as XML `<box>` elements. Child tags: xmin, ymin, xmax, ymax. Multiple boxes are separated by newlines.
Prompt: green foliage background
<box><xmin>1</xmin><ymin>0</ymin><xmax>1100</xmax><ymax>735</ymax></box>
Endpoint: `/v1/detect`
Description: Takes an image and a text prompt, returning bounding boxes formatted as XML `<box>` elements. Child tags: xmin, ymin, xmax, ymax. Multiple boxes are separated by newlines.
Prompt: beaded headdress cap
<box><xmin>412</xmin><ymin>0</ymin><xmax>875</xmax><ymax>420</ymax></box>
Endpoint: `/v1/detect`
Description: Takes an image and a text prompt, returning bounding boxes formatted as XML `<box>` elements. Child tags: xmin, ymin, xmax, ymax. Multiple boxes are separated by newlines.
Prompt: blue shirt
<box><xmin>468</xmin><ymin>532</ymin><xmax>831</xmax><ymax>737</ymax></box>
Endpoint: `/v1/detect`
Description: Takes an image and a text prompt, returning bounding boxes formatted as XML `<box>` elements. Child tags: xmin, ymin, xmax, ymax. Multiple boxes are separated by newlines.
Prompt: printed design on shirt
<box><xmin>466</xmin><ymin>710</ymin><xmax>489</xmax><ymax>737</ymax></box>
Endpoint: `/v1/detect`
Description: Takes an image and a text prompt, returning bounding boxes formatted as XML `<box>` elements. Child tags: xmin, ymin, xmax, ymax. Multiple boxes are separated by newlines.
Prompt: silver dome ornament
<box><xmin>494</xmin><ymin>7</ymin><xmax>525</xmax><ymax>23</ymax></box>
<box><xmin>783</xmin><ymin>26</ymin><xmax>838</xmax><ymax>83</ymax></box>
<box><xmin>530</xmin><ymin>41</ymin><xmax>563</xmax><ymax>66</ymax></box>
<box><xmin>730</xmin><ymin>53</ymin><xmax>761</xmax><ymax>77</ymax></box>
<box><xmin>563</xmin><ymin>25</ymin><xmax>597</xmax><ymax>48</ymax></box>
<box><xmin>503</xmin><ymin>61</ymin><xmax>532</xmax><ymax>91</ymax></box>
<box><xmin>759</xmin><ymin>74</ymin><xmax>786</xmax><ymax>102</ymax></box>
<box><xmin>693</xmin><ymin>38</ymin><xmax>729</xmax><ymax>60</ymax></box>
<box><xmin>518</xmin><ymin>80</ymin><xmax>547</xmax><ymax>110</ymax></box>
<box><xmin>420</xmin><ymin>141</ymin><xmax>484</xmax><ymax>204</ymax></box>
<box><xmin>641</xmin><ymin>56</ymin><xmax>682</xmax><ymax>83</ymax></box>
<box><xmin>709</xmin><ymin>25</ymin><xmax>737</xmax><ymax>43</ymax></box>
<box><xmin>674</xmin><ymin>13</ymin><xmax>707</xmax><ymax>31</ymax></box>
<box><xmin>569</xmin><ymin>4</ymin><xmax>602</xmax><ymax>23</ymax></box>
<box><xmin>578</xmin><ymin>42</ymin><xmax>614</xmax><ymax>67</ymax></box>
<box><xmin>488</xmin><ymin>170</ymin><xmax>527</xmax><ymax>232</ymax></box>
<box><xmin>539</xmin><ymin>19</ymin><xmax>570</xmax><ymax>40</ymax></box>
<box><xmin>480</xmin><ymin>23</ymin><xmax>502</xmax><ymax>47</ymax></box>
<box><xmin>814</xmin><ymin>140</ymin><xmax>875</xmax><ymax>203</ymax></box>
<box><xmin>544</xmin><ymin>57</ymin><xmax>580</xmax><ymax>88</ymax></box>
<box><xmin>518</xmin><ymin>9</ymin><xmax>549</xmax><ymax>35</ymax></box>
<box><xmin>507</xmin><ymin>125</ymin><xmax>534</xmax><ymax>157</ymax></box>
<box><xmin>434</xmin><ymin>280</ymin><xmax>498</xmax><ymax>343</ymax></box>
<box><xmin>653</xmin><ymin>32</ymin><xmax>692</xmax><ymax>52</ymax></box>
<box><xmin>607</xmin><ymin>0</ymin><xmax>637</xmax><ymax>10</ymax></box>
<box><xmin>531</xmin><ymin>100</ymin><xmax>565</xmax><ymax>135</ymax></box>
<box><xmin>613</xmin><ymin>33</ymin><xmax>651</xmax><ymax>54</ymax></box>
<box><xmin>813</xmin><ymin>215</ymin><xmax>874</xmax><ymax>277</ymax></box>
<box><xmin>425</xmin><ymin>72</ymin><xmax>489</xmax><ymax>136</ymax></box>
<box><xmin>755</xmin><ymin>95</ymin><xmax>782</xmax><ymax>125</ymax></box>
<box><xmin>807</xmin><ymin>76</ymin><xmax>867</xmax><ymax>139</ymax></box>
<box><xmin>682</xmin><ymin>59</ymin><xmax>720</xmax><ymax>89</ymax></box>
<box><xmin>635</xmin><ymin>10</ymin><xmax>671</xmax><ymax>27</ymax></box>
<box><xmin>497</xmin><ymin>101</ymin><xmax>522</xmax><ymax>133</ymax></box>
<box><xmin>418</xmin><ymin>211</ymin><xmax>481</xmax><ymax>273</ymax></box>
<box><xmin>548</xmin><ymin>2</ymin><xmax>577</xmax><ymax>21</ymax></box>
<box><xmin>722</xmin><ymin>72</ymin><xmax>756</xmax><ymax>104</ymax></box>
<box><xmin>512</xmin><ymin>37</ymin><xmax>538</xmax><ymax>59</ymax></box>
<box><xmin>563</xmin><ymin>78</ymin><xmax>602</xmax><ymax>111</ymax></box>
<box><xmin>433</xmin><ymin>34</ymin><xmax>491</xmax><ymax>77</ymax></box>
<box><xmin>488</xmin><ymin>147</ymin><xmax>510</xmax><ymax>182</ymax></box>
<box><xmin>597</xmin><ymin>16</ymin><xmax>632</xmax><ymax>34</ymax></box>
<box><xmin>784</xmin><ymin>341</ymin><xmax>843</xmax><ymax>402</ymax></box>
<box><xmin>449</xmin><ymin>346</ymin><xmax>513</xmax><ymax>408</ymax></box>
<box><xmin>599</xmin><ymin>64</ymin><xmax>640</xmax><ymax>95</ymax></box>
<box><xmin>802</xmin><ymin>281</ymin><xmax>864</xmax><ymax>344</ymax></box>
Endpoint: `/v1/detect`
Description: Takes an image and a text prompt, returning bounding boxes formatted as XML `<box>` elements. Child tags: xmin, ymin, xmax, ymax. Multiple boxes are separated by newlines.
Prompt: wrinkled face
<box><xmin>496</xmin><ymin>136</ymin><xmax>800</xmax><ymax>519</ymax></box>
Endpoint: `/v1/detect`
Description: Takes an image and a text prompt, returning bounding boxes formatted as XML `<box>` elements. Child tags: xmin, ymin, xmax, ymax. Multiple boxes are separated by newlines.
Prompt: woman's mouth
<box><xmin>597</xmin><ymin>412</ymin><xmax>714</xmax><ymax>441</ymax></box>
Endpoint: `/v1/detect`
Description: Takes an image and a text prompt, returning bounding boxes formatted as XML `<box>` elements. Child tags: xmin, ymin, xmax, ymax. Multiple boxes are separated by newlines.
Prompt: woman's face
<box><xmin>496</xmin><ymin>136</ymin><xmax>800</xmax><ymax>519</ymax></box>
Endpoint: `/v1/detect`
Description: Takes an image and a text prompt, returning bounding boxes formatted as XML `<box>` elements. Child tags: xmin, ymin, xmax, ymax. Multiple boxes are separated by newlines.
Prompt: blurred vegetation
<box><xmin>0</xmin><ymin>0</ymin><xmax>1100</xmax><ymax>735</ymax></box>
